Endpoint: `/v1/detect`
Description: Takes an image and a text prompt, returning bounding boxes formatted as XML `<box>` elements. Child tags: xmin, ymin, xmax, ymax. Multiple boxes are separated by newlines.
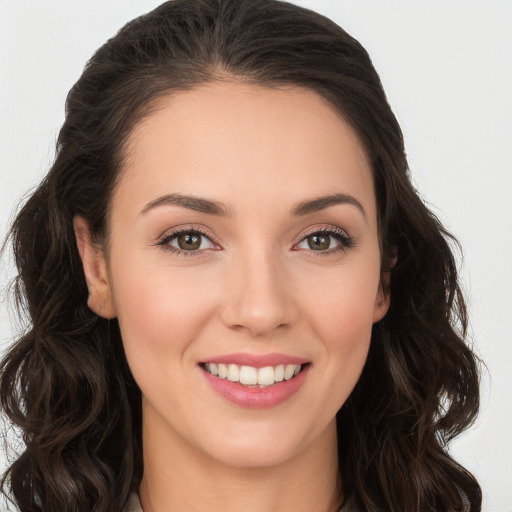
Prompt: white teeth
<box><xmin>204</xmin><ymin>362</ymin><xmax>303</xmax><ymax>387</ymax></box>
<box><xmin>257</xmin><ymin>366</ymin><xmax>275</xmax><ymax>386</ymax></box>
<box><xmin>239</xmin><ymin>365</ymin><xmax>258</xmax><ymax>385</ymax></box>
<box><xmin>284</xmin><ymin>364</ymin><xmax>296</xmax><ymax>380</ymax></box>
<box><xmin>227</xmin><ymin>364</ymin><xmax>240</xmax><ymax>382</ymax></box>
<box><xmin>218</xmin><ymin>363</ymin><xmax>228</xmax><ymax>379</ymax></box>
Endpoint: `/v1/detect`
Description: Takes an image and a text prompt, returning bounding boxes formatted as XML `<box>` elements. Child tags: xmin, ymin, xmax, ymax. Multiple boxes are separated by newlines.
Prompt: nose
<box><xmin>219</xmin><ymin>247</ymin><xmax>298</xmax><ymax>337</ymax></box>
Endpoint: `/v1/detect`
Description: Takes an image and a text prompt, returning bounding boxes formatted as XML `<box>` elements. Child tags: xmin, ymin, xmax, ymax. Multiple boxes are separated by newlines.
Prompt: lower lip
<box><xmin>201</xmin><ymin>365</ymin><xmax>310</xmax><ymax>408</ymax></box>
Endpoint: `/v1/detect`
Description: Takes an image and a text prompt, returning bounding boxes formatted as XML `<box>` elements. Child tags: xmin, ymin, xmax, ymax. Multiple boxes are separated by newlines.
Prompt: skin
<box><xmin>74</xmin><ymin>81</ymin><xmax>390</xmax><ymax>512</ymax></box>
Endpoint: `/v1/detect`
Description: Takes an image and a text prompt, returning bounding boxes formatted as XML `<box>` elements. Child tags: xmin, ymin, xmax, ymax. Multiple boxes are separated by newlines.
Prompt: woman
<box><xmin>0</xmin><ymin>0</ymin><xmax>481</xmax><ymax>511</ymax></box>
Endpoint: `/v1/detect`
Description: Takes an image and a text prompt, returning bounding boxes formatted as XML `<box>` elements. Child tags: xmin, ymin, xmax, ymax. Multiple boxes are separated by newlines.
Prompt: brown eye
<box><xmin>177</xmin><ymin>232</ymin><xmax>202</xmax><ymax>250</ymax></box>
<box><xmin>161</xmin><ymin>230</ymin><xmax>216</xmax><ymax>253</ymax></box>
<box><xmin>307</xmin><ymin>233</ymin><xmax>331</xmax><ymax>251</ymax></box>
<box><xmin>294</xmin><ymin>228</ymin><xmax>354</xmax><ymax>254</ymax></box>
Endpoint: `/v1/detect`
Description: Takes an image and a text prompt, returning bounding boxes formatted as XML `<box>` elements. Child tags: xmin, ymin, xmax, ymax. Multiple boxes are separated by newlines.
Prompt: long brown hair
<box><xmin>1</xmin><ymin>1</ymin><xmax>481</xmax><ymax>510</ymax></box>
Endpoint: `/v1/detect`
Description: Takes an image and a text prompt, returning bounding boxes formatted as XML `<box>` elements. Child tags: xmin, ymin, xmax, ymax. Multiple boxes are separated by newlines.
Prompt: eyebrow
<box><xmin>140</xmin><ymin>193</ymin><xmax>233</xmax><ymax>217</ymax></box>
<box><xmin>139</xmin><ymin>192</ymin><xmax>366</xmax><ymax>220</ymax></box>
<box><xmin>290</xmin><ymin>193</ymin><xmax>367</xmax><ymax>220</ymax></box>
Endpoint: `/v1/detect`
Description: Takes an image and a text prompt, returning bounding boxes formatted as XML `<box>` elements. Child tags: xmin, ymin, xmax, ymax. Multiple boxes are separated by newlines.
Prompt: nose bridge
<box><xmin>221</xmin><ymin>240</ymin><xmax>295</xmax><ymax>336</ymax></box>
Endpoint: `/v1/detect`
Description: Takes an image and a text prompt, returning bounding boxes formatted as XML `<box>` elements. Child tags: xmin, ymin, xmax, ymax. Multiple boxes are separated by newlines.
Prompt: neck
<box><xmin>139</xmin><ymin>411</ymin><xmax>343</xmax><ymax>512</ymax></box>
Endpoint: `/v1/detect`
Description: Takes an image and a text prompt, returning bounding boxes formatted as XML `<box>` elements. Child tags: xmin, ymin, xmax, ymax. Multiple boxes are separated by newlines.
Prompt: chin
<box><xmin>195</xmin><ymin>420</ymin><xmax>322</xmax><ymax>470</ymax></box>
<box><xmin>206</xmin><ymin>440</ymin><xmax>301</xmax><ymax>469</ymax></box>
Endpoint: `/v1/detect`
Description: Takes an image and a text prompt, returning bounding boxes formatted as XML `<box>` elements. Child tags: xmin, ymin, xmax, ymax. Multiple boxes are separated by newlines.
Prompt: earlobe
<box><xmin>73</xmin><ymin>216</ymin><xmax>117</xmax><ymax>319</ymax></box>
<box><xmin>373</xmin><ymin>254</ymin><xmax>396</xmax><ymax>323</ymax></box>
<box><xmin>372</xmin><ymin>284</ymin><xmax>391</xmax><ymax>323</ymax></box>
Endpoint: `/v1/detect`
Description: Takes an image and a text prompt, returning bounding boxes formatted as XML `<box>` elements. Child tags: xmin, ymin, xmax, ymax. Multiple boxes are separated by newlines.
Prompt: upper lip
<box><xmin>200</xmin><ymin>352</ymin><xmax>309</xmax><ymax>368</ymax></box>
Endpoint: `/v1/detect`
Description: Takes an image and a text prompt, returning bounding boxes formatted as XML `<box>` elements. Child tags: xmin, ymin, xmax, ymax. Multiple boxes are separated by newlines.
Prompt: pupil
<box><xmin>178</xmin><ymin>232</ymin><xmax>201</xmax><ymax>250</ymax></box>
<box><xmin>308</xmin><ymin>234</ymin><xmax>330</xmax><ymax>250</ymax></box>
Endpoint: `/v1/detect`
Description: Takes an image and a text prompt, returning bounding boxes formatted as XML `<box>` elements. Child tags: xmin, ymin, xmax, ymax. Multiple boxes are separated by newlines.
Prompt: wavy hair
<box><xmin>1</xmin><ymin>0</ymin><xmax>480</xmax><ymax>510</ymax></box>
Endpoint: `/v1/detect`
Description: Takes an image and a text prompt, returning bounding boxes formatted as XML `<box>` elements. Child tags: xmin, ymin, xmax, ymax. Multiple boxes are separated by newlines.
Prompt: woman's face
<box><xmin>78</xmin><ymin>81</ymin><xmax>389</xmax><ymax>469</ymax></box>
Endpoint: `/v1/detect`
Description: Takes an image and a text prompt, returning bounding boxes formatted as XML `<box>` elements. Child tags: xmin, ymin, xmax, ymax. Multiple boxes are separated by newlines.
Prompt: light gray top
<box><xmin>125</xmin><ymin>493</ymin><xmax>143</xmax><ymax>512</ymax></box>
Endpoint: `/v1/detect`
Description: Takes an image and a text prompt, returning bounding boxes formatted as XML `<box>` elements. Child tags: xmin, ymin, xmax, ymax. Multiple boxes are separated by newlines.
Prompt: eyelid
<box><xmin>293</xmin><ymin>224</ymin><xmax>350</xmax><ymax>243</ymax></box>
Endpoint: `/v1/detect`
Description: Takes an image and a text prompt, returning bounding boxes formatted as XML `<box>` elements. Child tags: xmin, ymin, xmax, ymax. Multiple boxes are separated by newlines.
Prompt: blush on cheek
<box><xmin>114</xmin><ymin>269</ymin><xmax>217</xmax><ymax>360</ymax></box>
<box><xmin>313</xmin><ymin>285</ymin><xmax>378</xmax><ymax>333</ymax></box>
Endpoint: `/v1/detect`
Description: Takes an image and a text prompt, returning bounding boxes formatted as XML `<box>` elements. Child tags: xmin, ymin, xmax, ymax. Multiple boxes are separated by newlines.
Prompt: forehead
<box><xmin>115</xmin><ymin>81</ymin><xmax>376</xmax><ymax>223</ymax></box>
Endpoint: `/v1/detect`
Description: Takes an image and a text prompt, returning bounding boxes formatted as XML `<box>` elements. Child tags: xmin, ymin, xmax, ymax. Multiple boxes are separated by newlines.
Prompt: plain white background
<box><xmin>1</xmin><ymin>1</ymin><xmax>511</xmax><ymax>510</ymax></box>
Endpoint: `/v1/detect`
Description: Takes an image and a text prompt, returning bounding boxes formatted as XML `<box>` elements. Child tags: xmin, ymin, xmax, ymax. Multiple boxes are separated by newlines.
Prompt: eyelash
<box><xmin>156</xmin><ymin>226</ymin><xmax>355</xmax><ymax>257</ymax></box>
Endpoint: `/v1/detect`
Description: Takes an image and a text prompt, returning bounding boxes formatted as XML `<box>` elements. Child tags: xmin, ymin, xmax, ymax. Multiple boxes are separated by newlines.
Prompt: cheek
<box><xmin>302</xmin><ymin>261</ymin><xmax>380</xmax><ymax>340</ymax></box>
<box><xmin>297</xmin><ymin>258</ymin><xmax>380</xmax><ymax>400</ymax></box>
<box><xmin>109</xmin><ymin>256</ymin><xmax>217</xmax><ymax>365</ymax></box>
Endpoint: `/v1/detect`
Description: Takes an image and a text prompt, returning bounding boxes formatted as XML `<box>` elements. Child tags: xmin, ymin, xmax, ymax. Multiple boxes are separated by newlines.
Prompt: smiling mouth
<box><xmin>200</xmin><ymin>363</ymin><xmax>308</xmax><ymax>388</ymax></box>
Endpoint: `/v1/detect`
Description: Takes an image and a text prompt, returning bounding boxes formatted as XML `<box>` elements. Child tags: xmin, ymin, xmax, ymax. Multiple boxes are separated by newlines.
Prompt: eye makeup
<box><xmin>292</xmin><ymin>225</ymin><xmax>355</xmax><ymax>257</ymax></box>
<box><xmin>155</xmin><ymin>223</ymin><xmax>355</xmax><ymax>258</ymax></box>
<box><xmin>155</xmin><ymin>225</ymin><xmax>220</xmax><ymax>257</ymax></box>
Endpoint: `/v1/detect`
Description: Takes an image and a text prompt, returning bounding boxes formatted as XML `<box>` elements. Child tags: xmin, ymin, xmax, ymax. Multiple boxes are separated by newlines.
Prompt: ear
<box><xmin>73</xmin><ymin>216</ymin><xmax>117</xmax><ymax>319</ymax></box>
<box><xmin>372</xmin><ymin>253</ymin><xmax>397</xmax><ymax>323</ymax></box>
<box><xmin>372</xmin><ymin>281</ymin><xmax>391</xmax><ymax>323</ymax></box>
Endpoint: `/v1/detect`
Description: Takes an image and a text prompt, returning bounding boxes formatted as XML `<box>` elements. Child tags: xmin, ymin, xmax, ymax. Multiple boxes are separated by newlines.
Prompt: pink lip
<box><xmin>201</xmin><ymin>352</ymin><xmax>309</xmax><ymax>368</ymax></box>
<box><xmin>200</xmin><ymin>362</ymin><xmax>311</xmax><ymax>409</ymax></box>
